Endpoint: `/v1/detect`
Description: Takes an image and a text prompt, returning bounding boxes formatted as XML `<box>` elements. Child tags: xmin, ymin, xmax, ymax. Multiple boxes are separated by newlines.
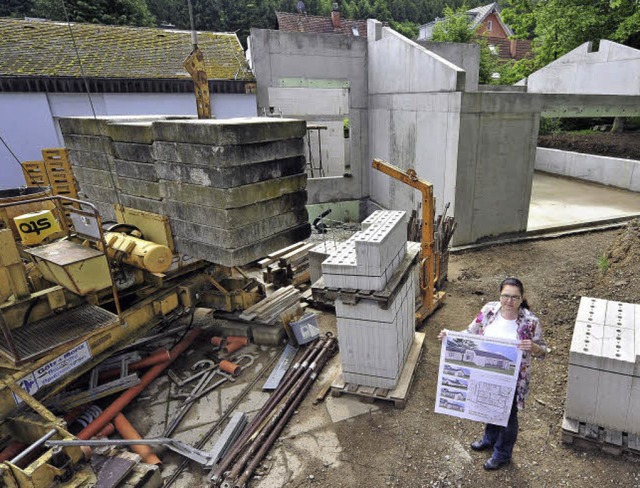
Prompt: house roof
<box><xmin>420</xmin><ymin>2</ymin><xmax>514</xmax><ymax>38</ymax></box>
<box><xmin>276</xmin><ymin>11</ymin><xmax>368</xmax><ymax>37</ymax></box>
<box><xmin>0</xmin><ymin>18</ymin><xmax>254</xmax><ymax>82</ymax></box>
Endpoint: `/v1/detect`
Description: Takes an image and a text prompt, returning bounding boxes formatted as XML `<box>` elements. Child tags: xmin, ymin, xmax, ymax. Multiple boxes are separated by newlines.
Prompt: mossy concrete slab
<box><xmin>117</xmin><ymin>176</ymin><xmax>162</xmax><ymax>199</ymax></box>
<box><xmin>170</xmin><ymin>209</ymin><xmax>308</xmax><ymax>248</ymax></box>
<box><xmin>114</xmin><ymin>159</ymin><xmax>158</xmax><ymax>181</ymax></box>
<box><xmin>113</xmin><ymin>142</ymin><xmax>155</xmax><ymax>163</ymax></box>
<box><xmin>73</xmin><ymin>166</ymin><xmax>116</xmax><ymax>188</ymax></box>
<box><xmin>152</xmin><ymin>138</ymin><xmax>304</xmax><ymax>166</ymax></box>
<box><xmin>173</xmin><ymin>223</ymin><xmax>311</xmax><ymax>266</ymax></box>
<box><xmin>155</xmin><ymin>156</ymin><xmax>305</xmax><ymax>188</ymax></box>
<box><xmin>63</xmin><ymin>134</ymin><xmax>114</xmax><ymax>154</ymax></box>
<box><xmin>163</xmin><ymin>191</ymin><xmax>307</xmax><ymax>228</ymax></box>
<box><xmin>160</xmin><ymin>174</ymin><xmax>307</xmax><ymax>209</ymax></box>
<box><xmin>152</xmin><ymin>117</ymin><xmax>306</xmax><ymax>145</ymax></box>
<box><xmin>68</xmin><ymin>149</ymin><xmax>114</xmax><ymax>172</ymax></box>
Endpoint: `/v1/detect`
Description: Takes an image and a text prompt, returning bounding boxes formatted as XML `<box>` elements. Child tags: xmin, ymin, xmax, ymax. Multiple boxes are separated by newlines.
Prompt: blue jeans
<box><xmin>482</xmin><ymin>397</ymin><xmax>518</xmax><ymax>462</ymax></box>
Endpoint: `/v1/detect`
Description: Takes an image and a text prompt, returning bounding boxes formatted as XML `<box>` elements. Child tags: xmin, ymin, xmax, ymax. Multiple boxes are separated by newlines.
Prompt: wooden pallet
<box><xmin>312</xmin><ymin>242</ymin><xmax>420</xmax><ymax>309</ymax></box>
<box><xmin>330</xmin><ymin>332</ymin><xmax>425</xmax><ymax>409</ymax></box>
<box><xmin>562</xmin><ymin>415</ymin><xmax>640</xmax><ymax>456</ymax></box>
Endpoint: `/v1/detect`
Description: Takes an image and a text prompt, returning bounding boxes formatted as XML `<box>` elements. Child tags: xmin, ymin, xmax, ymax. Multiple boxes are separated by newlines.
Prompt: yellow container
<box><xmin>14</xmin><ymin>209</ymin><xmax>62</xmax><ymax>246</ymax></box>
<box><xmin>25</xmin><ymin>240</ymin><xmax>112</xmax><ymax>295</ymax></box>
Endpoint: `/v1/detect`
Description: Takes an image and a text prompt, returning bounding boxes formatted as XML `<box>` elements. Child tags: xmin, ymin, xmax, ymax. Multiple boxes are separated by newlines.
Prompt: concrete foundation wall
<box><xmin>536</xmin><ymin>147</ymin><xmax>640</xmax><ymax>191</ymax></box>
<box><xmin>523</xmin><ymin>41</ymin><xmax>640</xmax><ymax>96</ymax></box>
<box><xmin>250</xmin><ymin>28</ymin><xmax>368</xmax><ymax>205</ymax></box>
<box><xmin>417</xmin><ymin>41</ymin><xmax>480</xmax><ymax>92</ymax></box>
<box><xmin>367</xmin><ymin>21</ymin><xmax>465</xmax><ymax>230</ymax></box>
<box><xmin>454</xmin><ymin>93</ymin><xmax>540</xmax><ymax>244</ymax></box>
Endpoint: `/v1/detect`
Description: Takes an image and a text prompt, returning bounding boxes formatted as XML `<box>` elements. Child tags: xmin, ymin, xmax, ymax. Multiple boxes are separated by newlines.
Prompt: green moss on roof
<box><xmin>0</xmin><ymin>18</ymin><xmax>254</xmax><ymax>81</ymax></box>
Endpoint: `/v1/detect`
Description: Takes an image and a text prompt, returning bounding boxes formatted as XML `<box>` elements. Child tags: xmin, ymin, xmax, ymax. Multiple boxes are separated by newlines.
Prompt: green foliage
<box><xmin>32</xmin><ymin>0</ymin><xmax>156</xmax><ymax>27</ymax></box>
<box><xmin>501</xmin><ymin>0</ymin><xmax>640</xmax><ymax>82</ymax></box>
<box><xmin>431</xmin><ymin>4</ymin><xmax>477</xmax><ymax>43</ymax></box>
<box><xmin>389</xmin><ymin>19</ymin><xmax>418</xmax><ymax>39</ymax></box>
<box><xmin>597</xmin><ymin>254</ymin><xmax>609</xmax><ymax>273</ymax></box>
<box><xmin>0</xmin><ymin>0</ymin><xmax>35</xmax><ymax>18</ymax></box>
<box><xmin>538</xmin><ymin>117</ymin><xmax>561</xmax><ymax>135</ymax></box>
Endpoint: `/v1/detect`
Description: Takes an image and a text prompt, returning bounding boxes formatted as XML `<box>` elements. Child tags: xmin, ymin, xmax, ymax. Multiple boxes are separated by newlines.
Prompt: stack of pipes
<box><xmin>210</xmin><ymin>333</ymin><xmax>337</xmax><ymax>488</ymax></box>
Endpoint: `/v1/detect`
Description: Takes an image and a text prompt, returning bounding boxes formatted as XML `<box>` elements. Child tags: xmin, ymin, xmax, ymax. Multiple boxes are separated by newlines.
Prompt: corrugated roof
<box><xmin>0</xmin><ymin>18</ymin><xmax>254</xmax><ymax>81</ymax></box>
<box><xmin>276</xmin><ymin>11</ymin><xmax>368</xmax><ymax>37</ymax></box>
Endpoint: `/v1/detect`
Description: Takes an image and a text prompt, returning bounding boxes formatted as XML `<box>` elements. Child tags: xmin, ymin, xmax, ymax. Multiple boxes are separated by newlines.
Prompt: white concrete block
<box><xmin>625</xmin><ymin>377</ymin><xmax>640</xmax><ymax>435</ymax></box>
<box><xmin>595</xmin><ymin>369</ymin><xmax>633</xmax><ymax>431</ymax></box>
<box><xmin>565</xmin><ymin>364</ymin><xmax>600</xmax><ymax>423</ymax></box>
<box><xmin>601</xmin><ymin>326</ymin><xmax>635</xmax><ymax>375</ymax></box>
<box><xmin>605</xmin><ymin>300</ymin><xmax>635</xmax><ymax>330</ymax></box>
<box><xmin>569</xmin><ymin>321</ymin><xmax>604</xmax><ymax>369</ymax></box>
<box><xmin>576</xmin><ymin>296</ymin><xmax>607</xmax><ymax>325</ymax></box>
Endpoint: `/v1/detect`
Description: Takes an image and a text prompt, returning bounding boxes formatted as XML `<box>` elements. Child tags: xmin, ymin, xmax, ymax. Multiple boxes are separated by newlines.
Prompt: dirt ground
<box><xmin>282</xmin><ymin>222</ymin><xmax>640</xmax><ymax>488</ymax></box>
<box><xmin>538</xmin><ymin>131</ymin><xmax>640</xmax><ymax>160</ymax></box>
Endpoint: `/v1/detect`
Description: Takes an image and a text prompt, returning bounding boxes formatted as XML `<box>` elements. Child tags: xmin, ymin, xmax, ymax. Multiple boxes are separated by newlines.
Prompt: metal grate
<box><xmin>0</xmin><ymin>304</ymin><xmax>117</xmax><ymax>364</ymax></box>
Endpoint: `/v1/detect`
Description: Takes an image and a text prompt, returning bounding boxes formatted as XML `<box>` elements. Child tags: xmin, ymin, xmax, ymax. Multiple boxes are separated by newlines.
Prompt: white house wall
<box><xmin>0</xmin><ymin>91</ymin><xmax>257</xmax><ymax>190</ymax></box>
<box><xmin>0</xmin><ymin>92</ymin><xmax>61</xmax><ymax>189</ymax></box>
<box><xmin>523</xmin><ymin>41</ymin><xmax>640</xmax><ymax>96</ymax></box>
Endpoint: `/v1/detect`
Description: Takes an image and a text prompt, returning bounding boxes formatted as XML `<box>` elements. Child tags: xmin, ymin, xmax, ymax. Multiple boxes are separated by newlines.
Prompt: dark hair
<box><xmin>500</xmin><ymin>277</ymin><xmax>530</xmax><ymax>310</ymax></box>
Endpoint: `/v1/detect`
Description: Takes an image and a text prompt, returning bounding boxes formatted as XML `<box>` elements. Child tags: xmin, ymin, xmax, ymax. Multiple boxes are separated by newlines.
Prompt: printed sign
<box><xmin>435</xmin><ymin>331</ymin><xmax>523</xmax><ymax>426</ymax></box>
<box><xmin>12</xmin><ymin>342</ymin><xmax>93</xmax><ymax>404</ymax></box>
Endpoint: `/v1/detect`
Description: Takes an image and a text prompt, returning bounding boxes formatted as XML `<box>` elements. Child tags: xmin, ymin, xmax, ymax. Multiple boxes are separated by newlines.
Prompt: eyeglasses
<box><xmin>500</xmin><ymin>294</ymin><xmax>521</xmax><ymax>301</ymax></box>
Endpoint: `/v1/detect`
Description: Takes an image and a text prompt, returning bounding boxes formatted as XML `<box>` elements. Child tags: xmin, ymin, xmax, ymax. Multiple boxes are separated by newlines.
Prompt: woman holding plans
<box><xmin>438</xmin><ymin>277</ymin><xmax>547</xmax><ymax>471</ymax></box>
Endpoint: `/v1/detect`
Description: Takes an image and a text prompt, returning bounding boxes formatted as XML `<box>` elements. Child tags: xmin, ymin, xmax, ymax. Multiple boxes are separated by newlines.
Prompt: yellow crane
<box><xmin>372</xmin><ymin>158</ymin><xmax>445</xmax><ymax>323</ymax></box>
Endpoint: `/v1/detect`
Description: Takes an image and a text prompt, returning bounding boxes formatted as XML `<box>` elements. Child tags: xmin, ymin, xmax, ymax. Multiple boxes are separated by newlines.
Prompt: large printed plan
<box><xmin>435</xmin><ymin>331</ymin><xmax>523</xmax><ymax>426</ymax></box>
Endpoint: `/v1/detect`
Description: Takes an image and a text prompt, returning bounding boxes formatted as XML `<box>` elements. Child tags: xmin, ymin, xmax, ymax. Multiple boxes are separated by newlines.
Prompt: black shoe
<box><xmin>483</xmin><ymin>457</ymin><xmax>510</xmax><ymax>471</ymax></box>
<box><xmin>470</xmin><ymin>440</ymin><xmax>492</xmax><ymax>451</ymax></box>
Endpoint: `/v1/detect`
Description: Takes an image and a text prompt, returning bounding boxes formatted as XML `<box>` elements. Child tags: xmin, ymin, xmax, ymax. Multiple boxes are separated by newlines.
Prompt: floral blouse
<box><xmin>466</xmin><ymin>301</ymin><xmax>547</xmax><ymax>410</ymax></box>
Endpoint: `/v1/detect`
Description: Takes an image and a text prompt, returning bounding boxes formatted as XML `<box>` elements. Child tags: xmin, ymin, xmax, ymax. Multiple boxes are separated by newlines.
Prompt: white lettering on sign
<box><xmin>12</xmin><ymin>342</ymin><xmax>93</xmax><ymax>405</ymax></box>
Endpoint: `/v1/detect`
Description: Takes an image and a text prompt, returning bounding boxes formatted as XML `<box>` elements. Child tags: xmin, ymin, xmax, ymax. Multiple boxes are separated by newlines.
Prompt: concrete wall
<box><xmin>522</xmin><ymin>41</ymin><xmax>640</xmax><ymax>95</ymax></box>
<box><xmin>417</xmin><ymin>41</ymin><xmax>480</xmax><ymax>92</ymax></box>
<box><xmin>368</xmin><ymin>21</ymin><xmax>465</xmax><ymax>228</ymax></box>
<box><xmin>454</xmin><ymin>93</ymin><xmax>540</xmax><ymax>243</ymax></box>
<box><xmin>0</xmin><ymin>91</ymin><xmax>257</xmax><ymax>190</ymax></box>
<box><xmin>249</xmin><ymin>28</ymin><xmax>368</xmax><ymax>204</ymax></box>
<box><xmin>536</xmin><ymin>147</ymin><xmax>640</xmax><ymax>191</ymax></box>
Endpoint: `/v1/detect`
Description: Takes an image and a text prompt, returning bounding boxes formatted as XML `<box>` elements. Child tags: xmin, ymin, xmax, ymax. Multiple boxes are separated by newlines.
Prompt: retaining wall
<box><xmin>535</xmin><ymin>147</ymin><xmax>640</xmax><ymax>191</ymax></box>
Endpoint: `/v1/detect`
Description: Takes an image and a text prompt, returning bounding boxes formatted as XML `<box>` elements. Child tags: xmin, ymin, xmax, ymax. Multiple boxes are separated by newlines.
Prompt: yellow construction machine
<box><xmin>0</xmin><ymin>190</ymin><xmax>264</xmax><ymax>487</ymax></box>
<box><xmin>372</xmin><ymin>158</ymin><xmax>447</xmax><ymax>323</ymax></box>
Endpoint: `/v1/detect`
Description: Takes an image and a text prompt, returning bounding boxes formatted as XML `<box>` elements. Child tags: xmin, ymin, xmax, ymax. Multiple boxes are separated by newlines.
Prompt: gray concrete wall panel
<box><xmin>417</xmin><ymin>41</ymin><xmax>480</xmax><ymax>92</ymax></box>
<box><xmin>524</xmin><ymin>41</ymin><xmax>640</xmax><ymax>96</ymax></box>
<box><xmin>536</xmin><ymin>147</ymin><xmax>640</xmax><ymax>191</ymax></box>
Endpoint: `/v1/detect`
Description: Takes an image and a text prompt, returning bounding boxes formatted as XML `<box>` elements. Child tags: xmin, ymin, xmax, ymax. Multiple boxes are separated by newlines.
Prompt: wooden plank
<box><xmin>584</xmin><ymin>423</ymin><xmax>600</xmax><ymax>440</ymax></box>
<box><xmin>561</xmin><ymin>416</ymin><xmax>580</xmax><ymax>434</ymax></box>
<box><xmin>291</xmin><ymin>270</ymin><xmax>310</xmax><ymax>286</ymax></box>
<box><xmin>266</xmin><ymin>241</ymin><xmax>306</xmax><ymax>260</ymax></box>
<box><xmin>628</xmin><ymin>434</ymin><xmax>640</xmax><ymax>450</ymax></box>
<box><xmin>279</xmin><ymin>242</ymin><xmax>315</xmax><ymax>265</ymax></box>
<box><xmin>604</xmin><ymin>429</ymin><xmax>623</xmax><ymax>446</ymax></box>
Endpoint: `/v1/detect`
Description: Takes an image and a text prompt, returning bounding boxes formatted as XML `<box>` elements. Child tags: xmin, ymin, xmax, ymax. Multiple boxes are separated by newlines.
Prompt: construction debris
<box><xmin>238</xmin><ymin>285</ymin><xmax>303</xmax><ymax>324</ymax></box>
<box><xmin>261</xmin><ymin>242</ymin><xmax>315</xmax><ymax>289</ymax></box>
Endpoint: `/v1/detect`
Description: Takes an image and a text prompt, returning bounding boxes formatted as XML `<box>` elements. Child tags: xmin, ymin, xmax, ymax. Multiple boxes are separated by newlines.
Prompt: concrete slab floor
<box><xmin>528</xmin><ymin>172</ymin><xmax>640</xmax><ymax>231</ymax></box>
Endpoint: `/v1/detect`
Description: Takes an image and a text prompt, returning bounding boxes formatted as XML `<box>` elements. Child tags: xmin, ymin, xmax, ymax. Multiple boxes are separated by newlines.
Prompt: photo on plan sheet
<box><xmin>440</xmin><ymin>387</ymin><xmax>467</xmax><ymax>401</ymax></box>
<box><xmin>444</xmin><ymin>336</ymin><xmax>518</xmax><ymax>376</ymax></box>
<box><xmin>439</xmin><ymin>398</ymin><xmax>465</xmax><ymax>412</ymax></box>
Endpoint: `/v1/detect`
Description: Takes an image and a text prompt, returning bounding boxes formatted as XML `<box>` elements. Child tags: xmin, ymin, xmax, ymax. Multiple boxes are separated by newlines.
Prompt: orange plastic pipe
<box><xmin>219</xmin><ymin>359</ymin><xmax>241</xmax><ymax>376</ymax></box>
<box><xmin>210</xmin><ymin>336</ymin><xmax>224</xmax><ymax>347</ymax></box>
<box><xmin>77</xmin><ymin>328</ymin><xmax>202</xmax><ymax>440</ymax></box>
<box><xmin>223</xmin><ymin>341</ymin><xmax>245</xmax><ymax>354</ymax></box>
<box><xmin>95</xmin><ymin>423</ymin><xmax>115</xmax><ymax>438</ymax></box>
<box><xmin>226</xmin><ymin>336</ymin><xmax>249</xmax><ymax>346</ymax></box>
<box><xmin>114</xmin><ymin>413</ymin><xmax>161</xmax><ymax>465</ymax></box>
<box><xmin>99</xmin><ymin>349</ymin><xmax>171</xmax><ymax>381</ymax></box>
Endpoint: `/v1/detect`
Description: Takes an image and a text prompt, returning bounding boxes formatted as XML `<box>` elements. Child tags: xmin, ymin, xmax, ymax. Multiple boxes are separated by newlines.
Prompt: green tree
<box><xmin>32</xmin><ymin>0</ymin><xmax>156</xmax><ymax>27</ymax></box>
<box><xmin>430</xmin><ymin>3</ymin><xmax>498</xmax><ymax>83</ymax></box>
<box><xmin>0</xmin><ymin>0</ymin><xmax>35</xmax><ymax>18</ymax></box>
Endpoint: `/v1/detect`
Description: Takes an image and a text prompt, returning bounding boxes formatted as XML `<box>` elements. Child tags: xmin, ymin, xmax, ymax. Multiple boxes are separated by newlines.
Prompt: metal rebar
<box><xmin>210</xmin><ymin>338</ymin><xmax>325</xmax><ymax>484</ymax></box>
<box><xmin>10</xmin><ymin>429</ymin><xmax>57</xmax><ymax>465</ymax></box>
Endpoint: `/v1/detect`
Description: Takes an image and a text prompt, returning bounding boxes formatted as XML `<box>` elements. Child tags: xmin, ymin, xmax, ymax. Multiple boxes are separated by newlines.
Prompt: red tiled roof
<box><xmin>276</xmin><ymin>11</ymin><xmax>368</xmax><ymax>37</ymax></box>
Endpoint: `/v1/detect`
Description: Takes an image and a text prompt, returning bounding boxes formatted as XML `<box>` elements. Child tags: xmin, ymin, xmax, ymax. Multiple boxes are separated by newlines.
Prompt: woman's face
<box><xmin>500</xmin><ymin>284</ymin><xmax>522</xmax><ymax>312</ymax></box>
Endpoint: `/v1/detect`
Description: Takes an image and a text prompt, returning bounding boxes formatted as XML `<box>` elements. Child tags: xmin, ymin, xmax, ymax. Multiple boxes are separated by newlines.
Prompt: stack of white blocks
<box><xmin>322</xmin><ymin>210</ymin><xmax>415</xmax><ymax>389</ymax></box>
<box><xmin>565</xmin><ymin>296</ymin><xmax>640</xmax><ymax>435</ymax></box>
<box><xmin>321</xmin><ymin>211</ymin><xmax>406</xmax><ymax>291</ymax></box>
